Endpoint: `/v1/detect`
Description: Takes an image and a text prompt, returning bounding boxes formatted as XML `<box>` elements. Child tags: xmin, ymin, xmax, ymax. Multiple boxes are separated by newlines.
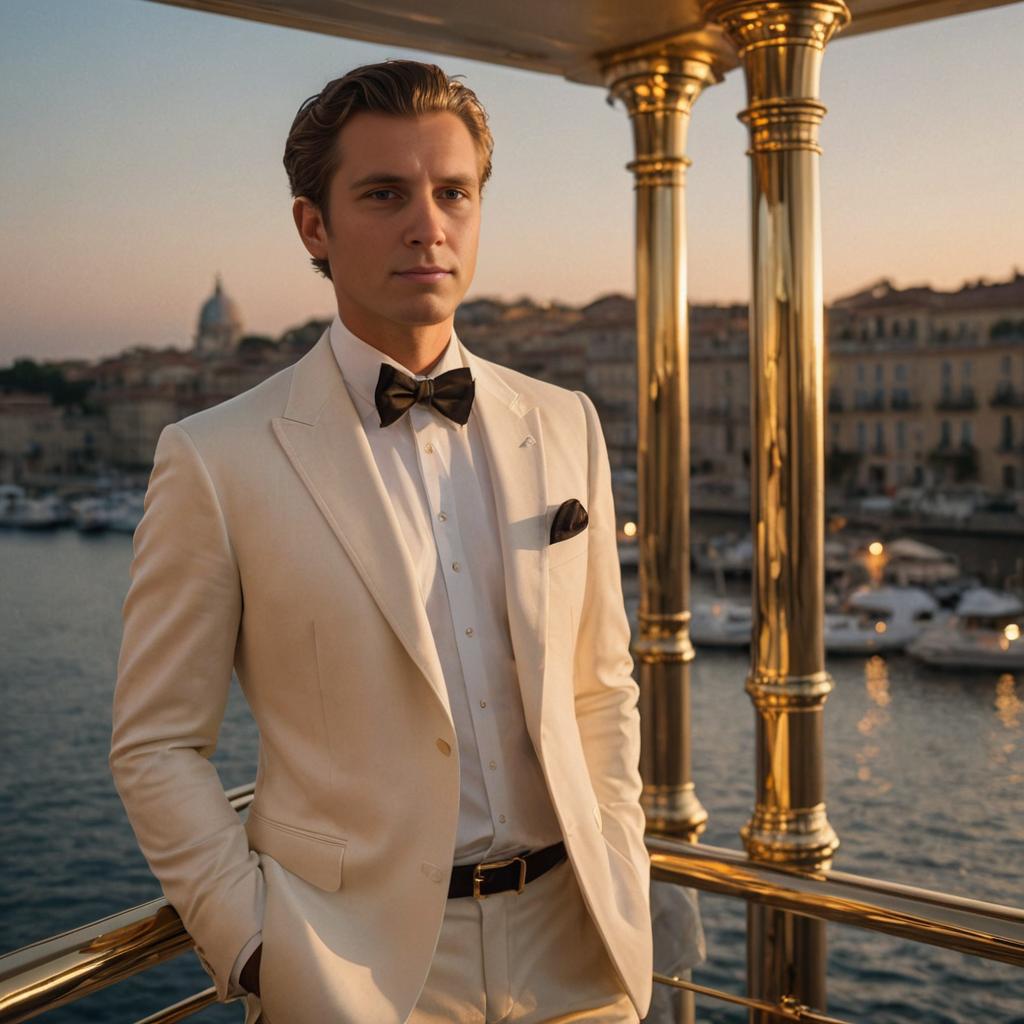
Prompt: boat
<box><xmin>906</xmin><ymin>588</ymin><xmax>1024</xmax><ymax>671</ymax></box>
<box><xmin>693</xmin><ymin>533</ymin><xmax>753</xmax><ymax>576</ymax></box>
<box><xmin>690</xmin><ymin>598</ymin><xmax>752</xmax><ymax>648</ymax></box>
<box><xmin>824</xmin><ymin>585</ymin><xmax>942</xmax><ymax>655</ymax></box>
<box><xmin>880</xmin><ymin>538</ymin><xmax>960</xmax><ymax>587</ymax></box>
<box><xmin>10</xmin><ymin>494</ymin><xmax>72</xmax><ymax>529</ymax></box>
<box><xmin>105</xmin><ymin>492</ymin><xmax>146</xmax><ymax>533</ymax></box>
<box><xmin>71</xmin><ymin>495</ymin><xmax>113</xmax><ymax>533</ymax></box>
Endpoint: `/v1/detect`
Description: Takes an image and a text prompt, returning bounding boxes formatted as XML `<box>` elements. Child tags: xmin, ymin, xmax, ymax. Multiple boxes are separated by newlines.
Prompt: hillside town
<box><xmin>2</xmin><ymin>269</ymin><xmax>1023</xmax><ymax>530</ymax></box>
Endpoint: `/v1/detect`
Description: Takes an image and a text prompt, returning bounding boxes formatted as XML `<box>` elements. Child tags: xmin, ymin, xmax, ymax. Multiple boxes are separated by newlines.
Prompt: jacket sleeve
<box><xmin>109</xmin><ymin>421</ymin><xmax>264</xmax><ymax>1002</ymax></box>
<box><xmin>571</xmin><ymin>391</ymin><xmax>647</xmax><ymax>868</ymax></box>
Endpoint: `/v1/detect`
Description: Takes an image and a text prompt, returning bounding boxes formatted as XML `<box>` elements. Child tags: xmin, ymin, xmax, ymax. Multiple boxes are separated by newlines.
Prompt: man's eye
<box><xmin>367</xmin><ymin>189</ymin><xmax>397</xmax><ymax>201</ymax></box>
<box><xmin>441</xmin><ymin>189</ymin><xmax>466</xmax><ymax>201</ymax></box>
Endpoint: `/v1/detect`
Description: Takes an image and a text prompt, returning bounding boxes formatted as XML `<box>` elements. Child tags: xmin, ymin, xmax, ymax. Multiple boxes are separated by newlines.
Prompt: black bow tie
<box><xmin>374</xmin><ymin>363</ymin><xmax>475</xmax><ymax>427</ymax></box>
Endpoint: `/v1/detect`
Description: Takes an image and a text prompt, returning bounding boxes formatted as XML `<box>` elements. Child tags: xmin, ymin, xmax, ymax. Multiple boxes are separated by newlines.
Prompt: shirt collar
<box><xmin>329</xmin><ymin>314</ymin><xmax>466</xmax><ymax>426</ymax></box>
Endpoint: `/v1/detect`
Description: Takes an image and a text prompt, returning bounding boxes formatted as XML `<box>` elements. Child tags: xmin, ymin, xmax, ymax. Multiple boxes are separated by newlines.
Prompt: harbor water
<box><xmin>1</xmin><ymin>528</ymin><xmax>1022</xmax><ymax>1022</ymax></box>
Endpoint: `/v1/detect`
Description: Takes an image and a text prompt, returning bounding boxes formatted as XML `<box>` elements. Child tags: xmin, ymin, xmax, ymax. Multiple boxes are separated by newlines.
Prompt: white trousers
<box><xmin>248</xmin><ymin>855</ymin><xmax>637</xmax><ymax>1024</ymax></box>
<box><xmin>408</xmin><ymin>856</ymin><xmax>638</xmax><ymax>1024</ymax></box>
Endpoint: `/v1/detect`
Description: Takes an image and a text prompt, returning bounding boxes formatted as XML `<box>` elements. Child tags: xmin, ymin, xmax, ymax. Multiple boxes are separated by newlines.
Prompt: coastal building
<box><xmin>826</xmin><ymin>270</ymin><xmax>1024</xmax><ymax>494</ymax></box>
<box><xmin>0</xmin><ymin>391</ymin><xmax>105</xmax><ymax>484</ymax></box>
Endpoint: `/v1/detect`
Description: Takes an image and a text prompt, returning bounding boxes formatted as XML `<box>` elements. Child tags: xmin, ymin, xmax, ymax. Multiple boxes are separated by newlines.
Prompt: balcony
<box><xmin>889</xmin><ymin>392</ymin><xmax>921</xmax><ymax>411</ymax></box>
<box><xmin>935</xmin><ymin>389</ymin><xmax>978</xmax><ymax>411</ymax></box>
<box><xmin>991</xmin><ymin>383</ymin><xmax>1024</xmax><ymax>408</ymax></box>
<box><xmin>853</xmin><ymin>394</ymin><xmax>886</xmax><ymax>412</ymax></box>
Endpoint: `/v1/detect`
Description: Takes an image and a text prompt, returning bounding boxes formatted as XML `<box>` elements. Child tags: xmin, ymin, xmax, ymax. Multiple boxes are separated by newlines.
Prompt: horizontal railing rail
<box><xmin>2</xmin><ymin>781</ymin><xmax>1022</xmax><ymax>1023</ymax></box>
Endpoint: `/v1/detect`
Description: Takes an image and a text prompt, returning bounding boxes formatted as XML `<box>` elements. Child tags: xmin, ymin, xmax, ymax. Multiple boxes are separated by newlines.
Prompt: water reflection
<box><xmin>854</xmin><ymin>655</ymin><xmax>893</xmax><ymax>794</ymax></box>
<box><xmin>991</xmin><ymin>674</ymin><xmax>1022</xmax><ymax>785</ymax></box>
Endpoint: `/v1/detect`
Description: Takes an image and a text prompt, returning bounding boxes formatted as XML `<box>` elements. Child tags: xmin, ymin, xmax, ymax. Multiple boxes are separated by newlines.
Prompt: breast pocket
<box><xmin>548</xmin><ymin>529</ymin><xmax>588</xmax><ymax>571</ymax></box>
<box><xmin>246</xmin><ymin>809</ymin><xmax>347</xmax><ymax>892</ymax></box>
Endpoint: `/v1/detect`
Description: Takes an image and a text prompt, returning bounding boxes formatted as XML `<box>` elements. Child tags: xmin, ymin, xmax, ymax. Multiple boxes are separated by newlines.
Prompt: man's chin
<box><xmin>391</xmin><ymin>298</ymin><xmax>460</xmax><ymax>328</ymax></box>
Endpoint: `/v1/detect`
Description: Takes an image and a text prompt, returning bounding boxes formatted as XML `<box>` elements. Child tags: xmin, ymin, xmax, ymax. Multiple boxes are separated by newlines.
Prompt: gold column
<box><xmin>603</xmin><ymin>49</ymin><xmax>725</xmax><ymax>842</ymax></box>
<box><xmin>699</xmin><ymin>0</ymin><xmax>849</xmax><ymax>1017</ymax></box>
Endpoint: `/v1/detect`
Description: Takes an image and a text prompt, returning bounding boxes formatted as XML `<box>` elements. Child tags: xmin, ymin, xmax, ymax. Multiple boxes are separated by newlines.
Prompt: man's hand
<box><xmin>240</xmin><ymin>942</ymin><xmax>263</xmax><ymax>997</ymax></box>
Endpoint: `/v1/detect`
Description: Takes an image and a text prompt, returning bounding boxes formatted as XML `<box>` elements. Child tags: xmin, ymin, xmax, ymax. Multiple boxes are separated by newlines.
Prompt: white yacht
<box><xmin>825</xmin><ymin>586</ymin><xmax>941</xmax><ymax>655</ymax></box>
<box><xmin>72</xmin><ymin>495</ymin><xmax>114</xmax><ymax>533</ymax></box>
<box><xmin>10</xmin><ymin>494</ymin><xmax>72</xmax><ymax>529</ymax></box>
<box><xmin>907</xmin><ymin>588</ymin><xmax>1024</xmax><ymax>671</ymax></box>
<box><xmin>106</xmin><ymin>492</ymin><xmax>146</xmax><ymax>533</ymax></box>
<box><xmin>690</xmin><ymin>599</ymin><xmax>752</xmax><ymax>648</ymax></box>
<box><xmin>880</xmin><ymin>538</ymin><xmax>960</xmax><ymax>586</ymax></box>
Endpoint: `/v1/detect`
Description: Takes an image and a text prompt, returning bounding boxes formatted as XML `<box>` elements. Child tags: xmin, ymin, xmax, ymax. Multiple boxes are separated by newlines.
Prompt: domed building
<box><xmin>194</xmin><ymin>274</ymin><xmax>244</xmax><ymax>357</ymax></box>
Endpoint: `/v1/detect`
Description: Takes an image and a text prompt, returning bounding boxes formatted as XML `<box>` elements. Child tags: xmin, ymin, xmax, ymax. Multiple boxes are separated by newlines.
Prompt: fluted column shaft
<box><xmin>604</xmin><ymin>53</ymin><xmax>723</xmax><ymax>840</ymax></box>
<box><xmin>701</xmin><ymin>0</ymin><xmax>849</xmax><ymax>1017</ymax></box>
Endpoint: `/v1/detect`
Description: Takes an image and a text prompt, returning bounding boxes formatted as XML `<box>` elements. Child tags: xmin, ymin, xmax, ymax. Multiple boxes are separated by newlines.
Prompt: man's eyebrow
<box><xmin>347</xmin><ymin>173</ymin><xmax>479</xmax><ymax>191</ymax></box>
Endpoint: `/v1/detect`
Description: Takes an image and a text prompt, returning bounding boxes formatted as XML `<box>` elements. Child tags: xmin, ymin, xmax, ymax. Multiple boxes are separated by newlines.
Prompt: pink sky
<box><xmin>1</xmin><ymin>0</ymin><xmax>1021</xmax><ymax>363</ymax></box>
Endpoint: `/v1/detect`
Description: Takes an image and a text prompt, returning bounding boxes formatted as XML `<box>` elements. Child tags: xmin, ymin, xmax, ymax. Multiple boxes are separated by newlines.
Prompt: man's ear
<box><xmin>292</xmin><ymin>196</ymin><xmax>328</xmax><ymax>260</ymax></box>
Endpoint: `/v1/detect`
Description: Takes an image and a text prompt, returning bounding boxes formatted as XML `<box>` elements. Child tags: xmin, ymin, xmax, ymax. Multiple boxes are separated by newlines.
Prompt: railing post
<box><xmin>603</xmin><ymin>48</ymin><xmax>726</xmax><ymax>845</ymax></box>
<box><xmin>698</xmin><ymin>0</ymin><xmax>850</xmax><ymax>1018</ymax></box>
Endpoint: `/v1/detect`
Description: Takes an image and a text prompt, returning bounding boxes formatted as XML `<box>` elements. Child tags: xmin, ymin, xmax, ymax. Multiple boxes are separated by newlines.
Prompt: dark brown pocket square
<box><xmin>550</xmin><ymin>498</ymin><xmax>589</xmax><ymax>544</ymax></box>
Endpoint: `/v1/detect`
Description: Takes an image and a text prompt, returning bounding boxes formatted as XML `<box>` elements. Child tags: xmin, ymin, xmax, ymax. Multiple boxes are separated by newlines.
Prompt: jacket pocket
<box><xmin>246</xmin><ymin>809</ymin><xmax>347</xmax><ymax>892</ymax></box>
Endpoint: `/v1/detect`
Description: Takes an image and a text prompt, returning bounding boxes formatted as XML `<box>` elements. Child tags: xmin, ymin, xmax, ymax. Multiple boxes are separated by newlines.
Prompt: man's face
<box><xmin>300</xmin><ymin>111</ymin><xmax>482</xmax><ymax>339</ymax></box>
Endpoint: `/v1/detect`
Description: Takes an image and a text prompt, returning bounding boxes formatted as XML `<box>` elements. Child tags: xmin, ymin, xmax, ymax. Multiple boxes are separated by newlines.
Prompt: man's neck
<box><xmin>338</xmin><ymin>312</ymin><xmax>454</xmax><ymax>376</ymax></box>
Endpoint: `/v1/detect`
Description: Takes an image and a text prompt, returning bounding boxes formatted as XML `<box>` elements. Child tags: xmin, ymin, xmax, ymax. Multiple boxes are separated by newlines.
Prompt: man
<box><xmin>109</xmin><ymin>60</ymin><xmax>652</xmax><ymax>1024</ymax></box>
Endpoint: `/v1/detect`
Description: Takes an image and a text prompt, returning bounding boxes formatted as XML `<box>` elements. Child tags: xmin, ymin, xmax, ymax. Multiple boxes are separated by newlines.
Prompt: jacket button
<box><xmin>436</xmin><ymin>738</ymin><xmax>452</xmax><ymax>756</ymax></box>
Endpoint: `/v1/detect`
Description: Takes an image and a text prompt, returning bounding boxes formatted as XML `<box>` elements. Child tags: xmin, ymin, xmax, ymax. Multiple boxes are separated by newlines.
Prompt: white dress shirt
<box><xmin>230</xmin><ymin>315</ymin><xmax>562</xmax><ymax>992</ymax></box>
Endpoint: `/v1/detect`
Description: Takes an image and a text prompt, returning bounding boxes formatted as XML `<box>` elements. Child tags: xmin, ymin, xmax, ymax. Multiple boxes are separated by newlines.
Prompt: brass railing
<box><xmin>2</xmin><ymin>781</ymin><xmax>1023</xmax><ymax>1023</ymax></box>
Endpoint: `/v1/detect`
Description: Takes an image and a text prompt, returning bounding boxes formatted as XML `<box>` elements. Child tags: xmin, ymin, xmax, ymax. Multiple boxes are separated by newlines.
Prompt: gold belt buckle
<box><xmin>472</xmin><ymin>855</ymin><xmax>527</xmax><ymax>900</ymax></box>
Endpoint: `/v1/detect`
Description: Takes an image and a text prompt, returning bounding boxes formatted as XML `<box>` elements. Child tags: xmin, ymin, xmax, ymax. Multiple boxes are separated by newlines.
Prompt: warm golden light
<box><xmin>622</xmin><ymin>521</ymin><xmax>637</xmax><ymax>537</ymax></box>
<box><xmin>1005</xmin><ymin>624</ymin><xmax>1021</xmax><ymax>642</ymax></box>
<box><xmin>874</xmin><ymin>621</ymin><xmax>887</xmax><ymax>634</ymax></box>
<box><xmin>868</xmin><ymin>541</ymin><xmax>884</xmax><ymax>557</ymax></box>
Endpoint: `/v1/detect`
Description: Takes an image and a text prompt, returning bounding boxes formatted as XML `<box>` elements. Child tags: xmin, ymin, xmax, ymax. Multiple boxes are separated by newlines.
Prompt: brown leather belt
<box><xmin>448</xmin><ymin>840</ymin><xmax>567</xmax><ymax>900</ymax></box>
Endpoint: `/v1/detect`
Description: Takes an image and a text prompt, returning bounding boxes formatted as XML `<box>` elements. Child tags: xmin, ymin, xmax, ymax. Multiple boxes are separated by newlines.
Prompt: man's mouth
<box><xmin>395</xmin><ymin>266</ymin><xmax>452</xmax><ymax>284</ymax></box>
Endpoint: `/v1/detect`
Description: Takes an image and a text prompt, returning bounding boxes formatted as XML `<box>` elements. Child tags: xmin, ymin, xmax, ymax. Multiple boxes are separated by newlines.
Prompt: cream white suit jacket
<box><xmin>109</xmin><ymin>326</ymin><xmax>653</xmax><ymax>1023</ymax></box>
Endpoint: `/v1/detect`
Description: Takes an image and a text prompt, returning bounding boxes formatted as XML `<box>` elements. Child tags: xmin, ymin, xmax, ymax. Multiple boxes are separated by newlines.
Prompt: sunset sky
<box><xmin>1</xmin><ymin>0</ymin><xmax>1022</xmax><ymax>364</ymax></box>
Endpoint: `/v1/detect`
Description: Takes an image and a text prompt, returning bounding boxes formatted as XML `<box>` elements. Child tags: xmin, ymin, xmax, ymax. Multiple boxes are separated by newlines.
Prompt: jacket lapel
<box><xmin>271</xmin><ymin>330</ymin><xmax>452</xmax><ymax>719</ymax></box>
<box><xmin>460</xmin><ymin>342</ymin><xmax>549</xmax><ymax>736</ymax></box>
<box><xmin>269</xmin><ymin>329</ymin><xmax>550</xmax><ymax>737</ymax></box>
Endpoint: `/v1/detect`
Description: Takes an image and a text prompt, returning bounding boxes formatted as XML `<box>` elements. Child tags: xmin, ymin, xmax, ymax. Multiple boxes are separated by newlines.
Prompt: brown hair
<box><xmin>283</xmin><ymin>59</ymin><xmax>494</xmax><ymax>280</ymax></box>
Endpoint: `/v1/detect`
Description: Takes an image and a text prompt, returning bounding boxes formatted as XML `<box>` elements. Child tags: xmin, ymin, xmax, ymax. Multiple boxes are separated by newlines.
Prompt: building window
<box><xmin>895</xmin><ymin>363</ymin><xmax>907</xmax><ymax>383</ymax></box>
<box><xmin>874</xmin><ymin>363</ymin><xmax>883</xmax><ymax>384</ymax></box>
<box><xmin>961</xmin><ymin>421</ymin><xmax>973</xmax><ymax>447</ymax></box>
<box><xmin>875</xmin><ymin>423</ymin><xmax>885</xmax><ymax>453</ymax></box>
<box><xmin>857</xmin><ymin>422</ymin><xmax>866</xmax><ymax>452</ymax></box>
<box><xmin>1002</xmin><ymin>415</ymin><xmax>1014</xmax><ymax>450</ymax></box>
<box><xmin>940</xmin><ymin>420</ymin><xmax>952</xmax><ymax>448</ymax></box>
<box><xmin>896</xmin><ymin>421</ymin><xmax>907</xmax><ymax>451</ymax></box>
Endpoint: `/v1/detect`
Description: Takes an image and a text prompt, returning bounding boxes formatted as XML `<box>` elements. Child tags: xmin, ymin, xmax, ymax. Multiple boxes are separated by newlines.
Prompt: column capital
<box><xmin>603</xmin><ymin>51</ymin><xmax>724</xmax><ymax>119</ymax></box>
<box><xmin>701</xmin><ymin>0</ymin><xmax>851</xmax><ymax>154</ymax></box>
<box><xmin>701</xmin><ymin>0</ymin><xmax>850</xmax><ymax>54</ymax></box>
<box><xmin>603</xmin><ymin>51</ymin><xmax>724</xmax><ymax>187</ymax></box>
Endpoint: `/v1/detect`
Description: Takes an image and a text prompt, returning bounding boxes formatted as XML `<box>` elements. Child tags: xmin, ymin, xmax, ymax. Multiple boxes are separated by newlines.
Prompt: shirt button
<box><xmin>465</xmin><ymin>626</ymin><xmax>474</xmax><ymax>636</ymax></box>
<box><xmin>488</xmin><ymin>760</ymin><xmax>496</xmax><ymax>770</ymax></box>
<box><xmin>424</xmin><ymin>442</ymin><xmax>434</xmax><ymax>454</ymax></box>
<box><xmin>498</xmin><ymin>815</ymin><xmax>507</xmax><ymax>824</ymax></box>
<box><xmin>438</xmin><ymin>511</ymin><xmax>447</xmax><ymax>521</ymax></box>
<box><xmin>452</xmin><ymin>561</ymin><xmax>461</xmax><ymax>572</ymax></box>
<box><xmin>479</xmin><ymin>699</ymin><xmax>487</xmax><ymax>708</ymax></box>
<box><xmin>436</xmin><ymin>738</ymin><xmax>451</xmax><ymax>757</ymax></box>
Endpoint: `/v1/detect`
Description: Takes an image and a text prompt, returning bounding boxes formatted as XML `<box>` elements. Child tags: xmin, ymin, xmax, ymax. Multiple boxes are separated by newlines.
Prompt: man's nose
<box><xmin>404</xmin><ymin>195</ymin><xmax>446</xmax><ymax>248</ymax></box>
